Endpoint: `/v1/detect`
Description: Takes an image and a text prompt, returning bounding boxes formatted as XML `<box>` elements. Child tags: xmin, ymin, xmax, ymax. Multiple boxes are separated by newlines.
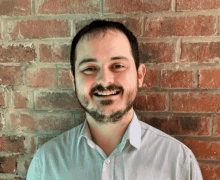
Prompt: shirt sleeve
<box><xmin>26</xmin><ymin>152</ymin><xmax>42</xmax><ymax>180</ymax></box>
<box><xmin>185</xmin><ymin>150</ymin><xmax>203</xmax><ymax>180</ymax></box>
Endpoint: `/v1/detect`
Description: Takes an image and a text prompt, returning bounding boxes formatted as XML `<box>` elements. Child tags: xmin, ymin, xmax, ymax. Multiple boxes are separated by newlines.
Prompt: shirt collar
<box><xmin>77</xmin><ymin>110</ymin><xmax>141</xmax><ymax>149</ymax></box>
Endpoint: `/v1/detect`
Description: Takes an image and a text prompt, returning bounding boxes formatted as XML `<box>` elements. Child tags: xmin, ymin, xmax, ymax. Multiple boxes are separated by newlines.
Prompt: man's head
<box><xmin>70</xmin><ymin>20</ymin><xmax>146</xmax><ymax>124</ymax></box>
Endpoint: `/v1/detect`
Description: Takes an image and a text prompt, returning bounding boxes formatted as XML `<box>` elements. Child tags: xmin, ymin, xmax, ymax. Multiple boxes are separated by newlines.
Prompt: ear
<box><xmin>137</xmin><ymin>64</ymin><xmax>146</xmax><ymax>88</ymax></box>
<box><xmin>69</xmin><ymin>71</ymin><xmax>75</xmax><ymax>91</ymax></box>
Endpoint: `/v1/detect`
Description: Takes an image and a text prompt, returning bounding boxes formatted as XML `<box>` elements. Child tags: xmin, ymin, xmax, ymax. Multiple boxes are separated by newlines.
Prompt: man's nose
<box><xmin>96</xmin><ymin>67</ymin><xmax>114</xmax><ymax>87</ymax></box>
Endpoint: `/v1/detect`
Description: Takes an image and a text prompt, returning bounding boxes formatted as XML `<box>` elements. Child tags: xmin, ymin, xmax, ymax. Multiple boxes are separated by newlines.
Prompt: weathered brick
<box><xmin>134</xmin><ymin>93</ymin><xmax>166</xmax><ymax>111</ymax></box>
<box><xmin>13</xmin><ymin>90</ymin><xmax>31</xmax><ymax>109</ymax></box>
<box><xmin>76</xmin><ymin>17</ymin><xmax>142</xmax><ymax>37</ymax></box>
<box><xmin>213</xmin><ymin>116</ymin><xmax>220</xmax><ymax>136</ymax></box>
<box><xmin>200</xmin><ymin>164</ymin><xmax>220</xmax><ymax>180</ymax></box>
<box><xmin>0</xmin><ymin>44</ymin><xmax>36</xmax><ymax>63</ymax></box>
<box><xmin>11</xmin><ymin>113</ymin><xmax>74</xmax><ymax>132</ymax></box>
<box><xmin>37</xmin><ymin>0</ymin><xmax>100</xmax><ymax>14</ymax></box>
<box><xmin>0</xmin><ymin>0</ymin><xmax>31</xmax><ymax>16</ymax></box>
<box><xmin>181</xmin><ymin>42</ymin><xmax>220</xmax><ymax>63</ymax></box>
<box><xmin>35</xmin><ymin>91</ymin><xmax>80</xmax><ymax>110</ymax></box>
<box><xmin>59</xmin><ymin>69</ymin><xmax>73</xmax><ymax>88</ymax></box>
<box><xmin>161</xmin><ymin>70</ymin><xmax>193</xmax><ymax>88</ymax></box>
<box><xmin>171</xmin><ymin>93</ymin><xmax>220</xmax><ymax>112</ymax></box>
<box><xmin>0</xmin><ymin>92</ymin><xmax>5</xmax><ymax>108</ymax></box>
<box><xmin>0</xmin><ymin>66</ymin><xmax>22</xmax><ymax>86</ymax></box>
<box><xmin>142</xmin><ymin>69</ymin><xmax>158</xmax><ymax>88</ymax></box>
<box><xmin>145</xmin><ymin>16</ymin><xmax>215</xmax><ymax>38</ymax></box>
<box><xmin>27</xmin><ymin>68</ymin><xmax>57</xmax><ymax>88</ymax></box>
<box><xmin>177</xmin><ymin>0</ymin><xmax>220</xmax><ymax>11</ymax></box>
<box><xmin>7</xmin><ymin>19</ymin><xmax>70</xmax><ymax>40</ymax></box>
<box><xmin>105</xmin><ymin>0</ymin><xmax>171</xmax><ymax>13</ymax></box>
<box><xmin>139</xmin><ymin>43</ymin><xmax>174</xmax><ymax>63</ymax></box>
<box><xmin>0</xmin><ymin>135</ymin><xmax>25</xmax><ymax>153</ymax></box>
<box><xmin>142</xmin><ymin>116</ymin><xmax>210</xmax><ymax>136</ymax></box>
<box><xmin>0</xmin><ymin>114</ymin><xmax>4</xmax><ymax>130</ymax></box>
<box><xmin>39</xmin><ymin>44</ymin><xmax>70</xmax><ymax>63</ymax></box>
<box><xmin>0</xmin><ymin>155</ymin><xmax>17</xmax><ymax>174</ymax></box>
<box><xmin>199</xmin><ymin>69</ymin><xmax>220</xmax><ymax>88</ymax></box>
<box><xmin>181</xmin><ymin>140</ymin><xmax>220</xmax><ymax>160</ymax></box>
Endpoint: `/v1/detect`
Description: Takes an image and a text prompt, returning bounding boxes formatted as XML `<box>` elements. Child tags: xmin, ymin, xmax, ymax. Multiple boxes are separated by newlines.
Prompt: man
<box><xmin>27</xmin><ymin>20</ymin><xmax>203</xmax><ymax>179</ymax></box>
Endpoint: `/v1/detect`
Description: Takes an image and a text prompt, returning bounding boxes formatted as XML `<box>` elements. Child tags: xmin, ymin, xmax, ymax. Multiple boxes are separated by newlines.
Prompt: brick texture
<box><xmin>181</xmin><ymin>42</ymin><xmax>220</xmax><ymax>63</ymax></box>
<box><xmin>7</xmin><ymin>20</ymin><xmax>70</xmax><ymax>40</ymax></box>
<box><xmin>13</xmin><ymin>91</ymin><xmax>31</xmax><ymax>109</ymax></box>
<box><xmin>177</xmin><ymin>0</ymin><xmax>220</xmax><ymax>11</ymax></box>
<box><xmin>199</xmin><ymin>69</ymin><xmax>220</xmax><ymax>88</ymax></box>
<box><xmin>145</xmin><ymin>16</ymin><xmax>215</xmax><ymax>38</ymax></box>
<box><xmin>0</xmin><ymin>66</ymin><xmax>23</xmax><ymax>86</ymax></box>
<box><xmin>213</xmin><ymin>116</ymin><xmax>220</xmax><ymax>136</ymax></box>
<box><xmin>161</xmin><ymin>70</ymin><xmax>193</xmax><ymax>88</ymax></box>
<box><xmin>39</xmin><ymin>44</ymin><xmax>71</xmax><ymax>63</ymax></box>
<box><xmin>134</xmin><ymin>93</ymin><xmax>166</xmax><ymax>111</ymax></box>
<box><xmin>105</xmin><ymin>0</ymin><xmax>171</xmax><ymax>13</ymax></box>
<box><xmin>58</xmin><ymin>69</ymin><xmax>73</xmax><ymax>88</ymax></box>
<box><xmin>171</xmin><ymin>93</ymin><xmax>220</xmax><ymax>112</ymax></box>
<box><xmin>0</xmin><ymin>0</ymin><xmax>31</xmax><ymax>17</ymax></box>
<box><xmin>142</xmin><ymin>116</ymin><xmax>210</xmax><ymax>136</ymax></box>
<box><xmin>37</xmin><ymin>0</ymin><xmax>100</xmax><ymax>14</ymax></box>
<box><xmin>200</xmin><ymin>164</ymin><xmax>220</xmax><ymax>180</ymax></box>
<box><xmin>139</xmin><ymin>43</ymin><xmax>174</xmax><ymax>63</ymax></box>
<box><xmin>0</xmin><ymin>155</ymin><xmax>17</xmax><ymax>174</ymax></box>
<box><xmin>27</xmin><ymin>68</ymin><xmax>57</xmax><ymax>88</ymax></box>
<box><xmin>0</xmin><ymin>136</ymin><xmax>25</xmax><ymax>153</ymax></box>
<box><xmin>0</xmin><ymin>44</ymin><xmax>36</xmax><ymax>63</ymax></box>
<box><xmin>142</xmin><ymin>69</ymin><xmax>158</xmax><ymax>88</ymax></box>
<box><xmin>0</xmin><ymin>92</ymin><xmax>5</xmax><ymax>108</ymax></box>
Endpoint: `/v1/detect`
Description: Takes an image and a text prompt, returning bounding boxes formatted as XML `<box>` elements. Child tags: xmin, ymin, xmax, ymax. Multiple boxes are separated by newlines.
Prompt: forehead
<box><xmin>75</xmin><ymin>30</ymin><xmax>133</xmax><ymax>65</ymax></box>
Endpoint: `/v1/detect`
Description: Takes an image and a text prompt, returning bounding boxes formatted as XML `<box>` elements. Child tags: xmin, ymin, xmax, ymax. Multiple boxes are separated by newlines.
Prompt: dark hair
<box><xmin>70</xmin><ymin>20</ymin><xmax>139</xmax><ymax>77</ymax></box>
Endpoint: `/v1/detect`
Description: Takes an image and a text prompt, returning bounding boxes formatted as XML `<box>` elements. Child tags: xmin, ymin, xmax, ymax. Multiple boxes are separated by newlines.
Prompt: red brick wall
<box><xmin>0</xmin><ymin>0</ymin><xmax>219</xmax><ymax>179</ymax></box>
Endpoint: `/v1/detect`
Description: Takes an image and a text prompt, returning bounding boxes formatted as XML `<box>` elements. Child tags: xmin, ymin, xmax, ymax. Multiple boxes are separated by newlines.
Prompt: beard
<box><xmin>74</xmin><ymin>80</ymin><xmax>138</xmax><ymax>124</ymax></box>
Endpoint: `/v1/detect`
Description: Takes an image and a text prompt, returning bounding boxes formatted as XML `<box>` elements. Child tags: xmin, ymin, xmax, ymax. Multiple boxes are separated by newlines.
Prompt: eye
<box><xmin>111</xmin><ymin>64</ymin><xmax>125</xmax><ymax>70</ymax></box>
<box><xmin>82</xmin><ymin>67</ymin><xmax>97</xmax><ymax>74</ymax></box>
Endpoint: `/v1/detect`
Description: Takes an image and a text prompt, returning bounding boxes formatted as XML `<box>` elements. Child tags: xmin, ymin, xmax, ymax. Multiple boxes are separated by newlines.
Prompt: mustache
<box><xmin>91</xmin><ymin>84</ymin><xmax>123</xmax><ymax>94</ymax></box>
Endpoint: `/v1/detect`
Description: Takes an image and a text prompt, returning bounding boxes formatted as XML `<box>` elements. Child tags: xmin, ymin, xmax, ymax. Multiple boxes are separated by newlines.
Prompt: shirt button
<box><xmin>105</xmin><ymin>159</ymin><xmax>110</xmax><ymax>164</ymax></box>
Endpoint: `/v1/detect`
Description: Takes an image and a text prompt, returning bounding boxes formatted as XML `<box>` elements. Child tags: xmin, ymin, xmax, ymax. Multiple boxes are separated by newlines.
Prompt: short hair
<box><xmin>70</xmin><ymin>20</ymin><xmax>139</xmax><ymax>77</ymax></box>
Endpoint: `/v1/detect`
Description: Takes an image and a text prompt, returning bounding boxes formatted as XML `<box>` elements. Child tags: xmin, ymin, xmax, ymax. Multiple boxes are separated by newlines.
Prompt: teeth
<box><xmin>95</xmin><ymin>91</ymin><xmax>119</xmax><ymax>96</ymax></box>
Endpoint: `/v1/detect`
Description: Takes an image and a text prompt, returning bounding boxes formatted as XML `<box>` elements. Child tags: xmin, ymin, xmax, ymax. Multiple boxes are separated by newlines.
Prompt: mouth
<box><xmin>93</xmin><ymin>90</ymin><xmax>121</xmax><ymax>97</ymax></box>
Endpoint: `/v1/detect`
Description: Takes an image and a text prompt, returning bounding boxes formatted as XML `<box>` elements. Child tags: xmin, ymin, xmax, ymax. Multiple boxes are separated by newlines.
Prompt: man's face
<box><xmin>74</xmin><ymin>30</ymin><xmax>140</xmax><ymax>123</ymax></box>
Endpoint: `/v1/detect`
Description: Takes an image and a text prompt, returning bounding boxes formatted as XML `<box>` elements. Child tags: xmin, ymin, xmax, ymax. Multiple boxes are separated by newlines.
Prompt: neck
<box><xmin>86</xmin><ymin>109</ymin><xmax>134</xmax><ymax>156</ymax></box>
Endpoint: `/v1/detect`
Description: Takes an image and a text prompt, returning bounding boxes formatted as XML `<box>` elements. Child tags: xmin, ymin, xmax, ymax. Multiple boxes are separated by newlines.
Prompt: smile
<box><xmin>94</xmin><ymin>91</ymin><xmax>121</xmax><ymax>96</ymax></box>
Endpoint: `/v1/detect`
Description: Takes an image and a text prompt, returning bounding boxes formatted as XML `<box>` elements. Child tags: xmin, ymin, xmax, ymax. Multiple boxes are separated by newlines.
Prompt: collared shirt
<box><xmin>26</xmin><ymin>111</ymin><xmax>203</xmax><ymax>180</ymax></box>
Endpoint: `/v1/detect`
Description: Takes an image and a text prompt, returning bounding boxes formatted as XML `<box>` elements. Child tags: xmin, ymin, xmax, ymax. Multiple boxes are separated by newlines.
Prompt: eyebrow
<box><xmin>78</xmin><ymin>56</ymin><xmax>128</xmax><ymax>67</ymax></box>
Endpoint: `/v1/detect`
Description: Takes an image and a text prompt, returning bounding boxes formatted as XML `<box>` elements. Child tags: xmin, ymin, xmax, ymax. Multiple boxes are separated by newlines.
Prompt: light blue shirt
<box><xmin>27</xmin><ymin>111</ymin><xmax>203</xmax><ymax>180</ymax></box>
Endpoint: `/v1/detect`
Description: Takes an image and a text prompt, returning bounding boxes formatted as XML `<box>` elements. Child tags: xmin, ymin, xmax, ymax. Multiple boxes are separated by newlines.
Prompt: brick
<box><xmin>39</xmin><ymin>44</ymin><xmax>70</xmax><ymax>63</ymax></box>
<box><xmin>0</xmin><ymin>92</ymin><xmax>5</xmax><ymax>108</ymax></box>
<box><xmin>213</xmin><ymin>116</ymin><xmax>220</xmax><ymax>136</ymax></box>
<box><xmin>0</xmin><ymin>44</ymin><xmax>36</xmax><ymax>63</ymax></box>
<box><xmin>200</xmin><ymin>164</ymin><xmax>220</xmax><ymax>180</ymax></box>
<box><xmin>181</xmin><ymin>140</ymin><xmax>220</xmax><ymax>160</ymax></box>
<box><xmin>13</xmin><ymin>91</ymin><xmax>31</xmax><ymax>109</ymax></box>
<box><xmin>105</xmin><ymin>0</ymin><xmax>171</xmax><ymax>13</ymax></box>
<box><xmin>0</xmin><ymin>135</ymin><xmax>25</xmax><ymax>153</ymax></box>
<box><xmin>134</xmin><ymin>93</ymin><xmax>166</xmax><ymax>111</ymax></box>
<box><xmin>0</xmin><ymin>155</ymin><xmax>17</xmax><ymax>174</ymax></box>
<box><xmin>0</xmin><ymin>0</ymin><xmax>31</xmax><ymax>16</ymax></box>
<box><xmin>27</xmin><ymin>68</ymin><xmax>57</xmax><ymax>88</ymax></box>
<box><xmin>37</xmin><ymin>0</ymin><xmax>100</xmax><ymax>14</ymax></box>
<box><xmin>7</xmin><ymin>20</ymin><xmax>70</xmax><ymax>40</ymax></box>
<box><xmin>145</xmin><ymin>16</ymin><xmax>215</xmax><ymax>38</ymax></box>
<box><xmin>199</xmin><ymin>69</ymin><xmax>220</xmax><ymax>88</ymax></box>
<box><xmin>0</xmin><ymin>66</ymin><xmax>22</xmax><ymax>86</ymax></box>
<box><xmin>177</xmin><ymin>0</ymin><xmax>220</xmax><ymax>11</ymax></box>
<box><xmin>76</xmin><ymin>17</ymin><xmax>142</xmax><ymax>37</ymax></box>
<box><xmin>171</xmin><ymin>93</ymin><xmax>220</xmax><ymax>112</ymax></box>
<box><xmin>139</xmin><ymin>43</ymin><xmax>174</xmax><ymax>63</ymax></box>
<box><xmin>59</xmin><ymin>69</ymin><xmax>73</xmax><ymax>88</ymax></box>
<box><xmin>11</xmin><ymin>113</ymin><xmax>74</xmax><ymax>132</ymax></box>
<box><xmin>35</xmin><ymin>91</ymin><xmax>80</xmax><ymax>110</ymax></box>
<box><xmin>142</xmin><ymin>116</ymin><xmax>210</xmax><ymax>136</ymax></box>
<box><xmin>161</xmin><ymin>70</ymin><xmax>193</xmax><ymax>88</ymax></box>
<box><xmin>181</xmin><ymin>42</ymin><xmax>220</xmax><ymax>63</ymax></box>
<box><xmin>142</xmin><ymin>69</ymin><xmax>158</xmax><ymax>88</ymax></box>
